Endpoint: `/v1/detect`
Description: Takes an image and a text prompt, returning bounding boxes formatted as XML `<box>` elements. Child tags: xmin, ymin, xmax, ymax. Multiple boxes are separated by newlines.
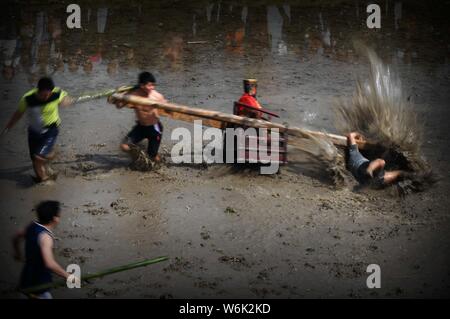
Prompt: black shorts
<box><xmin>124</xmin><ymin>122</ymin><xmax>163</xmax><ymax>158</ymax></box>
<box><xmin>28</xmin><ymin>125</ymin><xmax>59</xmax><ymax>160</ymax></box>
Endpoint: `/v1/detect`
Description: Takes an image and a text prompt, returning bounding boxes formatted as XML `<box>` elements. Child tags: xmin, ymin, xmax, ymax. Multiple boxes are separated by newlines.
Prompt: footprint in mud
<box><xmin>218</xmin><ymin>255</ymin><xmax>251</xmax><ymax>270</ymax></box>
<box><xmin>87</xmin><ymin>287</ymin><xmax>119</xmax><ymax>298</ymax></box>
<box><xmin>163</xmin><ymin>257</ymin><xmax>193</xmax><ymax>274</ymax></box>
<box><xmin>82</xmin><ymin>202</ymin><xmax>109</xmax><ymax>215</ymax></box>
<box><xmin>58</xmin><ymin>247</ymin><xmax>89</xmax><ymax>264</ymax></box>
<box><xmin>250</xmin><ymin>287</ymin><xmax>282</xmax><ymax>298</ymax></box>
<box><xmin>194</xmin><ymin>280</ymin><xmax>218</xmax><ymax>290</ymax></box>
<box><xmin>200</xmin><ymin>231</ymin><xmax>211</xmax><ymax>241</ymax></box>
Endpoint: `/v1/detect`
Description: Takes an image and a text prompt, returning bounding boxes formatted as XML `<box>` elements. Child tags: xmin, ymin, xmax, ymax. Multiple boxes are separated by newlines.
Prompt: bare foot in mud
<box><xmin>31</xmin><ymin>166</ymin><xmax>58</xmax><ymax>184</ymax></box>
<box><xmin>128</xmin><ymin>144</ymin><xmax>153</xmax><ymax>171</ymax></box>
<box><xmin>46</xmin><ymin>166</ymin><xmax>59</xmax><ymax>180</ymax></box>
<box><xmin>31</xmin><ymin>175</ymin><xmax>56</xmax><ymax>186</ymax></box>
<box><xmin>153</xmin><ymin>154</ymin><xmax>161</xmax><ymax>163</ymax></box>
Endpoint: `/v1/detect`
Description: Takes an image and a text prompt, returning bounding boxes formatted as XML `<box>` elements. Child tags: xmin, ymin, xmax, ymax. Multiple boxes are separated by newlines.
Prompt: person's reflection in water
<box><xmin>266</xmin><ymin>5</ymin><xmax>287</xmax><ymax>55</ymax></box>
<box><xmin>164</xmin><ymin>34</ymin><xmax>184</xmax><ymax>71</ymax></box>
<box><xmin>225</xmin><ymin>5</ymin><xmax>248</xmax><ymax>56</ymax></box>
<box><xmin>394</xmin><ymin>2</ymin><xmax>402</xmax><ymax>31</ymax></box>
<box><xmin>206</xmin><ymin>3</ymin><xmax>214</xmax><ymax>23</ymax></box>
<box><xmin>2</xmin><ymin>34</ymin><xmax>20</xmax><ymax>81</ymax></box>
<box><xmin>304</xmin><ymin>31</ymin><xmax>324</xmax><ymax>58</ymax></box>
<box><xmin>48</xmin><ymin>14</ymin><xmax>63</xmax><ymax>76</ymax></box>
<box><xmin>0</xmin><ymin>5</ymin><xmax>20</xmax><ymax>81</ymax></box>
<box><xmin>225</xmin><ymin>28</ymin><xmax>245</xmax><ymax>55</ymax></box>
<box><xmin>28</xmin><ymin>11</ymin><xmax>52</xmax><ymax>78</ymax></box>
<box><xmin>107</xmin><ymin>58</ymin><xmax>119</xmax><ymax>77</ymax></box>
<box><xmin>54</xmin><ymin>58</ymin><xmax>64</xmax><ymax>73</ymax></box>
<box><xmin>97</xmin><ymin>7</ymin><xmax>108</xmax><ymax>34</ymax></box>
<box><xmin>48</xmin><ymin>15</ymin><xmax>62</xmax><ymax>40</ymax></box>
<box><xmin>119</xmin><ymin>46</ymin><xmax>137</xmax><ymax>70</ymax></box>
<box><xmin>83</xmin><ymin>59</ymin><xmax>93</xmax><ymax>74</ymax></box>
<box><xmin>67</xmin><ymin>57</ymin><xmax>78</xmax><ymax>73</ymax></box>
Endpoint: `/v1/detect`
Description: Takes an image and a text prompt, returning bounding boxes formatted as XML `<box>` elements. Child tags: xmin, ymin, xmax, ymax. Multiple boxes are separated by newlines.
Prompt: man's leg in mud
<box><xmin>121</xmin><ymin>124</ymin><xmax>144</xmax><ymax>154</ymax></box>
<box><xmin>120</xmin><ymin>143</ymin><xmax>131</xmax><ymax>152</ymax></box>
<box><xmin>120</xmin><ymin>124</ymin><xmax>154</xmax><ymax>170</ymax></box>
<box><xmin>32</xmin><ymin>155</ymin><xmax>49</xmax><ymax>182</ymax></box>
<box><xmin>147</xmin><ymin>123</ymin><xmax>163</xmax><ymax>162</ymax></box>
<box><xmin>44</xmin><ymin>150</ymin><xmax>58</xmax><ymax>178</ymax></box>
<box><xmin>28</xmin><ymin>127</ymin><xmax>59</xmax><ymax>182</ymax></box>
<box><xmin>367</xmin><ymin>158</ymin><xmax>385</xmax><ymax>177</ymax></box>
<box><xmin>147</xmin><ymin>133</ymin><xmax>162</xmax><ymax>162</ymax></box>
<box><xmin>383</xmin><ymin>170</ymin><xmax>403</xmax><ymax>185</ymax></box>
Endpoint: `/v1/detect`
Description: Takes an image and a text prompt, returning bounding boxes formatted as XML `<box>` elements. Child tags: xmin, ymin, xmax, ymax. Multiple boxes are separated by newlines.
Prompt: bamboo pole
<box><xmin>72</xmin><ymin>86</ymin><xmax>134</xmax><ymax>105</ymax></box>
<box><xmin>21</xmin><ymin>256</ymin><xmax>169</xmax><ymax>295</ymax></box>
<box><xmin>110</xmin><ymin>93</ymin><xmax>369</xmax><ymax>149</ymax></box>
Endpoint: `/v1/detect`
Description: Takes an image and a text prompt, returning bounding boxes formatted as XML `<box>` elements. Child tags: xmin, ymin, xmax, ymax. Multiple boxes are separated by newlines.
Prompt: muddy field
<box><xmin>0</xmin><ymin>1</ymin><xmax>449</xmax><ymax>298</ymax></box>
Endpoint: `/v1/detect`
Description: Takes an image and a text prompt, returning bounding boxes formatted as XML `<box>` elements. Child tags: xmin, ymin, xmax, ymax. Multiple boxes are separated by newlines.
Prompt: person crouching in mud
<box><xmin>112</xmin><ymin>72</ymin><xmax>167</xmax><ymax>168</ymax></box>
<box><xmin>346</xmin><ymin>132</ymin><xmax>405</xmax><ymax>188</ymax></box>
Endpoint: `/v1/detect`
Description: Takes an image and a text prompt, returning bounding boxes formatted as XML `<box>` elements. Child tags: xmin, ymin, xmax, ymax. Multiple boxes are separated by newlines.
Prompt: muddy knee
<box><xmin>120</xmin><ymin>143</ymin><xmax>131</xmax><ymax>152</ymax></box>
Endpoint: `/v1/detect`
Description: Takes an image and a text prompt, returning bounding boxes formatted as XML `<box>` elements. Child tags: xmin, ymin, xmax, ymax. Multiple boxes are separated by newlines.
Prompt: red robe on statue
<box><xmin>237</xmin><ymin>93</ymin><xmax>262</xmax><ymax>118</ymax></box>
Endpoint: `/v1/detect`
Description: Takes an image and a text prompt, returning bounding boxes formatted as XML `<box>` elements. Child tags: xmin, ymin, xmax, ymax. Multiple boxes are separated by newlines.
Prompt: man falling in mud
<box><xmin>1</xmin><ymin>77</ymin><xmax>72</xmax><ymax>183</ymax></box>
<box><xmin>112</xmin><ymin>72</ymin><xmax>167</xmax><ymax>169</ymax></box>
<box><xmin>347</xmin><ymin>132</ymin><xmax>405</xmax><ymax>187</ymax></box>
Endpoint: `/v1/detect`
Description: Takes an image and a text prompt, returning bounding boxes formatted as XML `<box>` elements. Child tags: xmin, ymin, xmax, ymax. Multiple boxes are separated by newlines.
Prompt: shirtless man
<box><xmin>347</xmin><ymin>132</ymin><xmax>404</xmax><ymax>187</ymax></box>
<box><xmin>114</xmin><ymin>72</ymin><xmax>167</xmax><ymax>163</ymax></box>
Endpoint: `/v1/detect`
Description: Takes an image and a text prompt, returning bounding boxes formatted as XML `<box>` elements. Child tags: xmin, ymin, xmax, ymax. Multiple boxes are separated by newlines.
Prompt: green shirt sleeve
<box><xmin>18</xmin><ymin>96</ymin><xmax>27</xmax><ymax>113</ymax></box>
<box><xmin>58</xmin><ymin>89</ymin><xmax>68</xmax><ymax>102</ymax></box>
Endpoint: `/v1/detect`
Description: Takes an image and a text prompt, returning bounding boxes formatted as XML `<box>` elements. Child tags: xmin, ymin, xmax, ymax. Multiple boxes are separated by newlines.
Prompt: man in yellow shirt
<box><xmin>1</xmin><ymin>77</ymin><xmax>72</xmax><ymax>183</ymax></box>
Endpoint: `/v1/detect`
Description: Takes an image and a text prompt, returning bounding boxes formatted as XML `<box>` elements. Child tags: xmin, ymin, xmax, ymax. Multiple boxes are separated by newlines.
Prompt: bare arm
<box><xmin>2</xmin><ymin>111</ymin><xmax>24</xmax><ymax>135</ymax></box>
<box><xmin>12</xmin><ymin>229</ymin><xmax>26</xmax><ymax>261</ymax></box>
<box><xmin>59</xmin><ymin>96</ymin><xmax>75</xmax><ymax>107</ymax></box>
<box><xmin>107</xmin><ymin>93</ymin><xmax>138</xmax><ymax>110</ymax></box>
<box><xmin>40</xmin><ymin>233</ymin><xmax>70</xmax><ymax>279</ymax></box>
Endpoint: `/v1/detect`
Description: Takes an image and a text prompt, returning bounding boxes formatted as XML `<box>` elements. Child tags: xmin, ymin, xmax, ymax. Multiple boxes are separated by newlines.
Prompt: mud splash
<box><xmin>289</xmin><ymin>130</ymin><xmax>346</xmax><ymax>187</ymax></box>
<box><xmin>128</xmin><ymin>144</ymin><xmax>153</xmax><ymax>172</ymax></box>
<box><xmin>335</xmin><ymin>44</ymin><xmax>436</xmax><ymax>193</ymax></box>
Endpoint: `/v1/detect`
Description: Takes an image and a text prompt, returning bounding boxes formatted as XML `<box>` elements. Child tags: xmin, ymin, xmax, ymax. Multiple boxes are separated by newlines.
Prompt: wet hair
<box><xmin>37</xmin><ymin>77</ymin><xmax>55</xmax><ymax>92</ymax></box>
<box><xmin>138</xmin><ymin>72</ymin><xmax>156</xmax><ymax>85</ymax></box>
<box><xmin>36</xmin><ymin>201</ymin><xmax>61</xmax><ymax>224</ymax></box>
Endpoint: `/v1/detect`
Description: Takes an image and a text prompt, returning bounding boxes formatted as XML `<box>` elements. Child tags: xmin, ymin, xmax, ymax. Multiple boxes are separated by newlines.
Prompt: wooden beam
<box><xmin>110</xmin><ymin>93</ymin><xmax>369</xmax><ymax>149</ymax></box>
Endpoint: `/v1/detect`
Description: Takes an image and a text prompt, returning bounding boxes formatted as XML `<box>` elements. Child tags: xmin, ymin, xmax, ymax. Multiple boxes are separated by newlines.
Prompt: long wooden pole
<box><xmin>110</xmin><ymin>93</ymin><xmax>368</xmax><ymax>149</ymax></box>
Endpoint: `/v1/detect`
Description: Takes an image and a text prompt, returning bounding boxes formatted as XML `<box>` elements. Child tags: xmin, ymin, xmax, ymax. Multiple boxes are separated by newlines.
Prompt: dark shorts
<box><xmin>27</xmin><ymin>125</ymin><xmax>59</xmax><ymax>160</ymax></box>
<box><xmin>348</xmin><ymin>144</ymin><xmax>370</xmax><ymax>184</ymax></box>
<box><xmin>124</xmin><ymin>122</ymin><xmax>163</xmax><ymax>158</ymax></box>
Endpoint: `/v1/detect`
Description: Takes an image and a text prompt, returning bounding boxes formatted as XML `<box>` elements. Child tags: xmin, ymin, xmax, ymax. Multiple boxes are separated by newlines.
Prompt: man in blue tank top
<box><xmin>12</xmin><ymin>201</ymin><xmax>71</xmax><ymax>299</ymax></box>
